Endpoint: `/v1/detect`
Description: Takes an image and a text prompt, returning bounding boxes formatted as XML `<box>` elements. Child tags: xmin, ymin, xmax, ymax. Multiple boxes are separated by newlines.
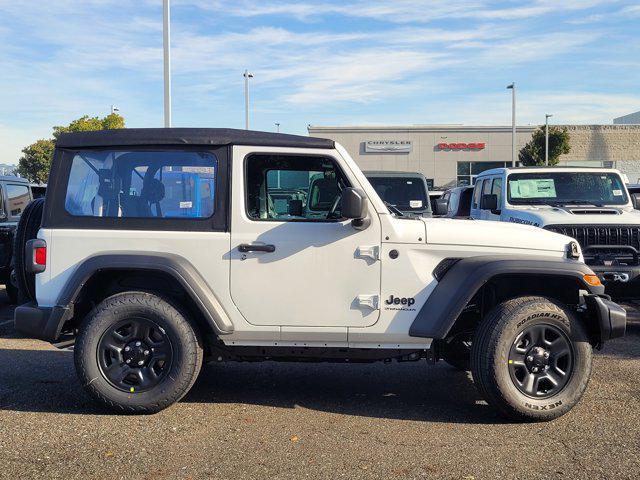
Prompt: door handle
<box><xmin>238</xmin><ymin>243</ymin><xmax>276</xmax><ymax>253</ymax></box>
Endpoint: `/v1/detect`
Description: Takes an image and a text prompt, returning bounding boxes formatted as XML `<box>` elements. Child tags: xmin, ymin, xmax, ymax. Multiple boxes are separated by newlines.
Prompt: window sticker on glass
<box><xmin>180</xmin><ymin>201</ymin><xmax>193</xmax><ymax>208</ymax></box>
<box><xmin>509</xmin><ymin>179</ymin><xmax>557</xmax><ymax>198</ymax></box>
<box><xmin>613</xmin><ymin>189</ymin><xmax>623</xmax><ymax>196</ymax></box>
<box><xmin>409</xmin><ymin>200</ymin><xmax>423</xmax><ymax>208</ymax></box>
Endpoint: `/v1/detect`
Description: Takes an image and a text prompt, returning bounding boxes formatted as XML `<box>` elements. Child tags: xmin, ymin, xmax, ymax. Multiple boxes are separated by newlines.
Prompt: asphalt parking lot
<box><xmin>0</xmin><ymin>291</ymin><xmax>639</xmax><ymax>480</ymax></box>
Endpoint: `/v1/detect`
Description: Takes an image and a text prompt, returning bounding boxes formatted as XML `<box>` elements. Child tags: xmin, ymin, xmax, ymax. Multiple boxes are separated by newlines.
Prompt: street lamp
<box><xmin>545</xmin><ymin>114</ymin><xmax>553</xmax><ymax>166</ymax></box>
<box><xmin>163</xmin><ymin>0</ymin><xmax>172</xmax><ymax>127</ymax></box>
<box><xmin>506</xmin><ymin>83</ymin><xmax>516</xmax><ymax>167</ymax></box>
<box><xmin>243</xmin><ymin>70</ymin><xmax>254</xmax><ymax>130</ymax></box>
<box><xmin>275</xmin><ymin>122</ymin><xmax>280</xmax><ymax>133</ymax></box>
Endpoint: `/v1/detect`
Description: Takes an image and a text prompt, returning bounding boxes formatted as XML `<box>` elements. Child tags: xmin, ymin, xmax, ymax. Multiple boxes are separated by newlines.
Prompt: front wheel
<box><xmin>471</xmin><ymin>296</ymin><xmax>592</xmax><ymax>421</ymax></box>
<box><xmin>75</xmin><ymin>292</ymin><xmax>203</xmax><ymax>414</ymax></box>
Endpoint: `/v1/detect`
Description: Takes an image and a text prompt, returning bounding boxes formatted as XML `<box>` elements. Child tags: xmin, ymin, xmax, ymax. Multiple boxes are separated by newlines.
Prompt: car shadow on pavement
<box><xmin>0</xmin><ymin>346</ymin><xmax>508</xmax><ymax>424</ymax></box>
<box><xmin>185</xmin><ymin>361</ymin><xmax>508</xmax><ymax>425</ymax></box>
<box><xmin>598</xmin><ymin>320</ymin><xmax>640</xmax><ymax>359</ymax></box>
<box><xmin>0</xmin><ymin>348</ymin><xmax>113</xmax><ymax>415</ymax></box>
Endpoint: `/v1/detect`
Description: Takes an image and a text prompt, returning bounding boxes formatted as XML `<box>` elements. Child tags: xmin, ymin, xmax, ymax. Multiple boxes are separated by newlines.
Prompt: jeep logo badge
<box><xmin>385</xmin><ymin>295</ymin><xmax>415</xmax><ymax>307</ymax></box>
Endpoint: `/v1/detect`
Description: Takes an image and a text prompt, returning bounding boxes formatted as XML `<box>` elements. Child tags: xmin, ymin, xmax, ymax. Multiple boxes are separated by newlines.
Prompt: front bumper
<box><xmin>584</xmin><ymin>294</ymin><xmax>626</xmax><ymax>344</ymax></box>
<box><xmin>14</xmin><ymin>301</ymin><xmax>73</xmax><ymax>342</ymax></box>
<box><xmin>589</xmin><ymin>264</ymin><xmax>640</xmax><ymax>300</ymax></box>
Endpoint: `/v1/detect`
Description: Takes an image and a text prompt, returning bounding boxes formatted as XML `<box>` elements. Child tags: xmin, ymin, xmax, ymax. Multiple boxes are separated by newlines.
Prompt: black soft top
<box><xmin>55</xmin><ymin>128</ymin><xmax>335</xmax><ymax>150</ymax></box>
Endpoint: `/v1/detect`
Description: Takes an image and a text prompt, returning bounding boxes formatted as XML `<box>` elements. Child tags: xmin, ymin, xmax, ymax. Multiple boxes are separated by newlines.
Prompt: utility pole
<box><xmin>243</xmin><ymin>70</ymin><xmax>253</xmax><ymax>130</ymax></box>
<box><xmin>506</xmin><ymin>83</ymin><xmax>516</xmax><ymax>167</ymax></box>
<box><xmin>163</xmin><ymin>0</ymin><xmax>172</xmax><ymax>127</ymax></box>
<box><xmin>545</xmin><ymin>114</ymin><xmax>553</xmax><ymax>166</ymax></box>
<box><xmin>275</xmin><ymin>122</ymin><xmax>280</xmax><ymax>133</ymax></box>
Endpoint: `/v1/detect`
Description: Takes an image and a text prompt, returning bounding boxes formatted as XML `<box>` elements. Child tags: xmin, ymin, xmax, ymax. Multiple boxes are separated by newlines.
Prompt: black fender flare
<box><xmin>56</xmin><ymin>252</ymin><xmax>234</xmax><ymax>336</ymax></box>
<box><xmin>409</xmin><ymin>256</ymin><xmax>604</xmax><ymax>339</ymax></box>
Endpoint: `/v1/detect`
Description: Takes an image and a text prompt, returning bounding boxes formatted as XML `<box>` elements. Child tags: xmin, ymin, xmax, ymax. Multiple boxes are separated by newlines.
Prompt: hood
<box><xmin>506</xmin><ymin>205</ymin><xmax>640</xmax><ymax>227</ymax></box>
<box><xmin>424</xmin><ymin>217</ymin><xmax>571</xmax><ymax>253</ymax></box>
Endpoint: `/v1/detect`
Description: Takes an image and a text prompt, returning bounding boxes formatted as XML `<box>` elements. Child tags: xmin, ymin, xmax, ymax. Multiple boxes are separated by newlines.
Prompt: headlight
<box><xmin>567</xmin><ymin>241</ymin><xmax>581</xmax><ymax>260</ymax></box>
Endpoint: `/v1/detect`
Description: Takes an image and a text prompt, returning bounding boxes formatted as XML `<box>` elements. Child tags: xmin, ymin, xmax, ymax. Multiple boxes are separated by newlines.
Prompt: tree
<box><xmin>16</xmin><ymin>113</ymin><xmax>125</xmax><ymax>183</ymax></box>
<box><xmin>52</xmin><ymin>113</ymin><xmax>125</xmax><ymax>139</ymax></box>
<box><xmin>16</xmin><ymin>139</ymin><xmax>55</xmax><ymax>184</ymax></box>
<box><xmin>518</xmin><ymin>126</ymin><xmax>571</xmax><ymax>166</ymax></box>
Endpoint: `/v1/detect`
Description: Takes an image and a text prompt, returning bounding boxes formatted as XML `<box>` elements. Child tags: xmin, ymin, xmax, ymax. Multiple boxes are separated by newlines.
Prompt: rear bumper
<box><xmin>14</xmin><ymin>302</ymin><xmax>73</xmax><ymax>342</ymax></box>
<box><xmin>584</xmin><ymin>294</ymin><xmax>626</xmax><ymax>344</ymax></box>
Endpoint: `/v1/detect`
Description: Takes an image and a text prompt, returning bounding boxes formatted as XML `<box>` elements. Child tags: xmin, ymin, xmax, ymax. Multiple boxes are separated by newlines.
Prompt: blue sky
<box><xmin>1</xmin><ymin>0</ymin><xmax>639</xmax><ymax>163</ymax></box>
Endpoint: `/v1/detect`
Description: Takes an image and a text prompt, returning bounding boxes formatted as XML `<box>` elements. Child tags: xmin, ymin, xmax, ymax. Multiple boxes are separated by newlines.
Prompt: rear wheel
<box><xmin>13</xmin><ymin>198</ymin><xmax>45</xmax><ymax>303</ymax></box>
<box><xmin>471</xmin><ymin>296</ymin><xmax>592</xmax><ymax>421</ymax></box>
<box><xmin>75</xmin><ymin>292</ymin><xmax>203</xmax><ymax>414</ymax></box>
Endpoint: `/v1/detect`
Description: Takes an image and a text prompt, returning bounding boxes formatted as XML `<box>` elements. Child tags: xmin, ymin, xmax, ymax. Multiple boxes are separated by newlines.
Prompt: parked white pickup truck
<box><xmin>469</xmin><ymin>167</ymin><xmax>640</xmax><ymax>302</ymax></box>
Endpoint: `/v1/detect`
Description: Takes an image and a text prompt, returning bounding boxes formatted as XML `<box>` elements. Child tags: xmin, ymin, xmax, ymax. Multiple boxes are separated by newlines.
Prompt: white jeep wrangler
<box><xmin>470</xmin><ymin>167</ymin><xmax>640</xmax><ymax>303</ymax></box>
<box><xmin>14</xmin><ymin>129</ymin><xmax>626</xmax><ymax>420</ymax></box>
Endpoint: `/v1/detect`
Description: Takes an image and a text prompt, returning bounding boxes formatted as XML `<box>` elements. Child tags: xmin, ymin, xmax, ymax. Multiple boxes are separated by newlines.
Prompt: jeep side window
<box><xmin>64</xmin><ymin>150</ymin><xmax>217</xmax><ymax>219</ymax></box>
<box><xmin>6</xmin><ymin>184</ymin><xmax>31</xmax><ymax>218</ymax></box>
<box><xmin>472</xmin><ymin>179</ymin><xmax>484</xmax><ymax>209</ymax></box>
<box><xmin>245</xmin><ymin>154</ymin><xmax>349</xmax><ymax>221</ymax></box>
<box><xmin>491</xmin><ymin>178</ymin><xmax>502</xmax><ymax>208</ymax></box>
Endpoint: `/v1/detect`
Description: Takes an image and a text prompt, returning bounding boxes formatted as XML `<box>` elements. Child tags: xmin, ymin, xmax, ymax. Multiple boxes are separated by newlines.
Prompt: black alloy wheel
<box><xmin>97</xmin><ymin>317</ymin><xmax>173</xmax><ymax>393</ymax></box>
<box><xmin>508</xmin><ymin>323</ymin><xmax>574</xmax><ymax>398</ymax></box>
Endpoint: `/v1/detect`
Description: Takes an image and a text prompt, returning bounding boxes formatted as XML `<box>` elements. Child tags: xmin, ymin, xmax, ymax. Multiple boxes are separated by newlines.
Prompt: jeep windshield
<box><xmin>367</xmin><ymin>176</ymin><xmax>428</xmax><ymax>213</ymax></box>
<box><xmin>507</xmin><ymin>171</ymin><xmax>628</xmax><ymax>206</ymax></box>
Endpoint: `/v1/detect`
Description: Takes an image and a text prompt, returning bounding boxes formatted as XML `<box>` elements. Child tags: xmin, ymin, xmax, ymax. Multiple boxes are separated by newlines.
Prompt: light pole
<box><xmin>110</xmin><ymin>105</ymin><xmax>119</xmax><ymax>115</ymax></box>
<box><xmin>163</xmin><ymin>0</ymin><xmax>172</xmax><ymax>127</ymax></box>
<box><xmin>545</xmin><ymin>114</ymin><xmax>553</xmax><ymax>166</ymax></box>
<box><xmin>275</xmin><ymin>122</ymin><xmax>280</xmax><ymax>133</ymax></box>
<box><xmin>506</xmin><ymin>83</ymin><xmax>516</xmax><ymax>167</ymax></box>
<box><xmin>243</xmin><ymin>70</ymin><xmax>253</xmax><ymax>130</ymax></box>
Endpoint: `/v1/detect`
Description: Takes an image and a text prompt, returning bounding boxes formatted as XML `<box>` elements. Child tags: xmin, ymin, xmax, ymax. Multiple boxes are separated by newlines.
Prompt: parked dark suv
<box><xmin>0</xmin><ymin>176</ymin><xmax>39</xmax><ymax>302</ymax></box>
<box><xmin>364</xmin><ymin>171</ymin><xmax>432</xmax><ymax>217</ymax></box>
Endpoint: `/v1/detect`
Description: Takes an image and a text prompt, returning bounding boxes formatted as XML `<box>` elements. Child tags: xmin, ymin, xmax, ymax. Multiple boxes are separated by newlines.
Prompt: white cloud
<box><xmin>0</xmin><ymin>0</ymin><xmax>637</xmax><ymax>160</ymax></box>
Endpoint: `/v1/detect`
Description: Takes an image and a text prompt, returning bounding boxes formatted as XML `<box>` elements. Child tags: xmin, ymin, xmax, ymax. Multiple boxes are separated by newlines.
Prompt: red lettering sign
<box><xmin>437</xmin><ymin>143</ymin><xmax>485</xmax><ymax>150</ymax></box>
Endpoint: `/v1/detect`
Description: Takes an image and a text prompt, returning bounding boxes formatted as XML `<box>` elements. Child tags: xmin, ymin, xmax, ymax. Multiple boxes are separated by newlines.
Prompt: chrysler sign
<box><xmin>364</xmin><ymin>140</ymin><xmax>412</xmax><ymax>153</ymax></box>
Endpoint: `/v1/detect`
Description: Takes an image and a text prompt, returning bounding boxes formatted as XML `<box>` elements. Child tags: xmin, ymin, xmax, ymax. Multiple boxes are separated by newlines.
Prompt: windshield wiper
<box><xmin>556</xmin><ymin>200</ymin><xmax>604</xmax><ymax>207</ymax></box>
<box><xmin>384</xmin><ymin>201</ymin><xmax>404</xmax><ymax>216</ymax></box>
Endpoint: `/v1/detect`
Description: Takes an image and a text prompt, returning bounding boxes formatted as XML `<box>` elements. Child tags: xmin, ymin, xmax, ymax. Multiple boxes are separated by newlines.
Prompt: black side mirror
<box><xmin>341</xmin><ymin>187</ymin><xmax>369</xmax><ymax>229</ymax></box>
<box><xmin>288</xmin><ymin>199</ymin><xmax>303</xmax><ymax>216</ymax></box>
<box><xmin>481</xmin><ymin>193</ymin><xmax>498</xmax><ymax>212</ymax></box>
<box><xmin>435</xmin><ymin>200</ymin><xmax>448</xmax><ymax>216</ymax></box>
<box><xmin>631</xmin><ymin>193</ymin><xmax>640</xmax><ymax>210</ymax></box>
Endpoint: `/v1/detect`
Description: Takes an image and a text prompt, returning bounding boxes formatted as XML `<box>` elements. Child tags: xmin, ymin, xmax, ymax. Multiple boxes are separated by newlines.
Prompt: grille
<box><xmin>544</xmin><ymin>224</ymin><xmax>640</xmax><ymax>265</ymax></box>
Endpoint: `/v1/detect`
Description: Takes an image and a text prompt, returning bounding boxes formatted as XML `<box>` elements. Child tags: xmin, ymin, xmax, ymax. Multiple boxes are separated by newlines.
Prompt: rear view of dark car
<box><xmin>364</xmin><ymin>171</ymin><xmax>431</xmax><ymax>217</ymax></box>
<box><xmin>0</xmin><ymin>176</ymin><xmax>39</xmax><ymax>303</ymax></box>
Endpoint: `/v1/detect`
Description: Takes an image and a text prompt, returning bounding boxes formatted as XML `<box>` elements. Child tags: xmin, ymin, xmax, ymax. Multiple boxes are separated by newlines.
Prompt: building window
<box><xmin>457</xmin><ymin>162</ymin><xmax>512</xmax><ymax>186</ymax></box>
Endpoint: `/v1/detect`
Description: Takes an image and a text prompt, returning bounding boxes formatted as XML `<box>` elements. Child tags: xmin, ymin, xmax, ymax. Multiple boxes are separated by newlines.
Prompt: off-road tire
<box><xmin>471</xmin><ymin>296</ymin><xmax>592</xmax><ymax>421</ymax></box>
<box><xmin>75</xmin><ymin>291</ymin><xmax>203</xmax><ymax>414</ymax></box>
<box><xmin>13</xmin><ymin>198</ymin><xmax>45</xmax><ymax>303</ymax></box>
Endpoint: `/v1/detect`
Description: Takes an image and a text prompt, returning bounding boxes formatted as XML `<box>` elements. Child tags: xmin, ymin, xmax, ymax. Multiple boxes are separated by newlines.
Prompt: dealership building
<box><xmin>308</xmin><ymin>124</ymin><xmax>640</xmax><ymax>189</ymax></box>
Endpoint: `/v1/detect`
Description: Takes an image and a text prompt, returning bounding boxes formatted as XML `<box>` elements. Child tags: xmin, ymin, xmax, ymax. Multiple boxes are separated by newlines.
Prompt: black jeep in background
<box><xmin>0</xmin><ymin>176</ymin><xmax>40</xmax><ymax>303</ymax></box>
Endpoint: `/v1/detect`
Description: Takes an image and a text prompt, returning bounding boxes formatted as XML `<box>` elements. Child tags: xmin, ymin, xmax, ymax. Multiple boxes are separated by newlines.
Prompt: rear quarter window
<box><xmin>64</xmin><ymin>150</ymin><xmax>217</xmax><ymax>219</ymax></box>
